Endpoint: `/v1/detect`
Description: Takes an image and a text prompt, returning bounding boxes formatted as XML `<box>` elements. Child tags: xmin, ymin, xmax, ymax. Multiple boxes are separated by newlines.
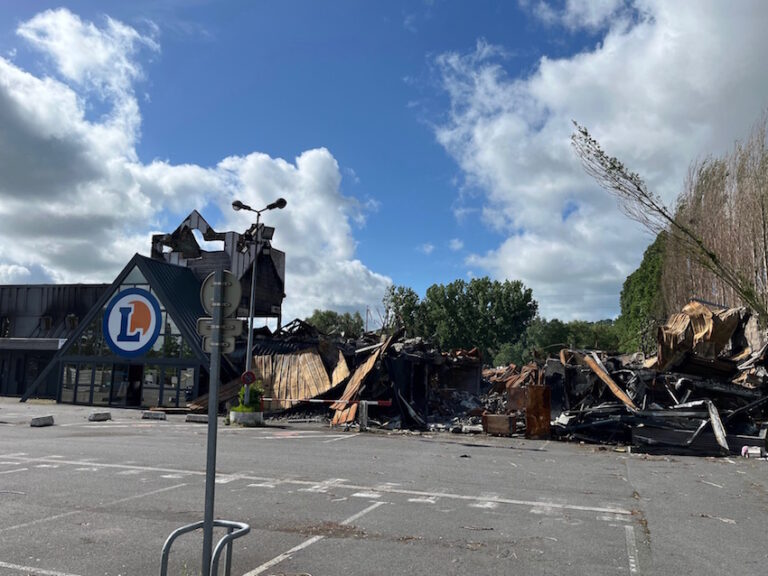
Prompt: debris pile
<box><xmin>201</xmin><ymin>299</ymin><xmax>768</xmax><ymax>456</ymax></box>
<box><xmin>548</xmin><ymin>301</ymin><xmax>768</xmax><ymax>455</ymax></box>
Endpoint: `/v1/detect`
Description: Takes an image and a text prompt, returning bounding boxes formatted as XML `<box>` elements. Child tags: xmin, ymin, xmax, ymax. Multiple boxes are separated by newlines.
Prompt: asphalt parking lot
<box><xmin>1</xmin><ymin>398</ymin><xmax>767</xmax><ymax>576</ymax></box>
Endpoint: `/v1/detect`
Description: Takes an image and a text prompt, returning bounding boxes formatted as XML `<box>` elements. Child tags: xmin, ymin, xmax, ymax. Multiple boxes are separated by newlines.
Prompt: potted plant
<box><xmin>229</xmin><ymin>381</ymin><xmax>265</xmax><ymax>427</ymax></box>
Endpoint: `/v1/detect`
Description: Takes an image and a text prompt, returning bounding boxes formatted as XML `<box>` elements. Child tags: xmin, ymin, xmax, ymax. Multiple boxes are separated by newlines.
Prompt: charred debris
<box><xmin>204</xmin><ymin>301</ymin><xmax>768</xmax><ymax>457</ymax></box>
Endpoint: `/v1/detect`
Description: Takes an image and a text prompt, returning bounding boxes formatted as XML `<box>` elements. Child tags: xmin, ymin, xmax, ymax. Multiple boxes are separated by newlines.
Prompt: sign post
<box><xmin>198</xmin><ymin>269</ymin><xmax>240</xmax><ymax>576</ymax></box>
<box><xmin>159</xmin><ymin>269</ymin><xmax>250</xmax><ymax>576</ymax></box>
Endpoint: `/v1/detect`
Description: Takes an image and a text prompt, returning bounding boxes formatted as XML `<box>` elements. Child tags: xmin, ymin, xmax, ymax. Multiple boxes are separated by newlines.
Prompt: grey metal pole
<box><xmin>202</xmin><ymin>268</ymin><xmax>223</xmax><ymax>576</ymax></box>
<box><xmin>243</xmin><ymin>212</ymin><xmax>260</xmax><ymax>406</ymax></box>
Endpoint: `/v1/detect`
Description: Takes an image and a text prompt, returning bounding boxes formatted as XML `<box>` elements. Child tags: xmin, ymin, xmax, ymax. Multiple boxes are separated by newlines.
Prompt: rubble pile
<box><xmin>547</xmin><ymin>301</ymin><xmax>768</xmax><ymax>455</ymax></box>
<box><xmin>239</xmin><ymin>299</ymin><xmax>768</xmax><ymax>456</ymax></box>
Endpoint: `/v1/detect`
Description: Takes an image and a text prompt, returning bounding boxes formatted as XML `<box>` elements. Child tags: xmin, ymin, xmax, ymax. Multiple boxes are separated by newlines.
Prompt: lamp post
<box><xmin>232</xmin><ymin>197</ymin><xmax>287</xmax><ymax>405</ymax></box>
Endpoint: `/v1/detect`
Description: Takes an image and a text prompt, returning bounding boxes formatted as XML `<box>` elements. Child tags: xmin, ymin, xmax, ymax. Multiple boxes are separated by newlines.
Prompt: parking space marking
<box><xmin>0</xmin><ymin>483</ymin><xmax>186</xmax><ymax>534</ymax></box>
<box><xmin>0</xmin><ymin>560</ymin><xmax>83</xmax><ymax>576</ymax></box>
<box><xmin>323</xmin><ymin>433</ymin><xmax>359</xmax><ymax>443</ymax></box>
<box><xmin>243</xmin><ymin>501</ymin><xmax>386</xmax><ymax>576</ymax></box>
<box><xmin>0</xmin><ymin>468</ymin><xmax>27</xmax><ymax>475</ymax></box>
<box><xmin>625</xmin><ymin>525</ymin><xmax>640</xmax><ymax>574</ymax></box>
<box><xmin>300</xmin><ymin>478</ymin><xmax>348</xmax><ymax>493</ymax></box>
<box><xmin>352</xmin><ymin>491</ymin><xmax>381</xmax><ymax>499</ymax></box>
<box><xmin>408</xmin><ymin>496</ymin><xmax>437</xmax><ymax>504</ymax></box>
<box><xmin>0</xmin><ymin>454</ymin><xmax>633</xmax><ymax>516</ymax></box>
<box><xmin>215</xmin><ymin>473</ymin><xmax>244</xmax><ymax>484</ymax></box>
<box><xmin>469</xmin><ymin>500</ymin><xmax>499</xmax><ymax>509</ymax></box>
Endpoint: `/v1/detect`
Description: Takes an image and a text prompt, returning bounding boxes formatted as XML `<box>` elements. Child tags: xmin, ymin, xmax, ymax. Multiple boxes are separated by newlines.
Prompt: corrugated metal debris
<box><xmin>195</xmin><ymin>299</ymin><xmax>767</xmax><ymax>458</ymax></box>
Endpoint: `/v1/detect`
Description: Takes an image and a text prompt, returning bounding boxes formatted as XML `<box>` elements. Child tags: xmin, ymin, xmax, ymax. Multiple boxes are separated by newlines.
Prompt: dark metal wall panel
<box><xmin>0</xmin><ymin>284</ymin><xmax>109</xmax><ymax>339</ymax></box>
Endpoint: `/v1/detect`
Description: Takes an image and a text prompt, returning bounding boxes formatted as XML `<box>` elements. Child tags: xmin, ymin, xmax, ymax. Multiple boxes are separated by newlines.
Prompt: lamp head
<box><xmin>232</xmin><ymin>200</ymin><xmax>250</xmax><ymax>212</ymax></box>
<box><xmin>266</xmin><ymin>198</ymin><xmax>287</xmax><ymax>211</ymax></box>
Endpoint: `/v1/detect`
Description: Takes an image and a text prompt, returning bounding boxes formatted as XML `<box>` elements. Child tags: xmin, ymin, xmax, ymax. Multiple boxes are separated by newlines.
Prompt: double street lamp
<box><xmin>232</xmin><ymin>197</ymin><xmax>287</xmax><ymax>404</ymax></box>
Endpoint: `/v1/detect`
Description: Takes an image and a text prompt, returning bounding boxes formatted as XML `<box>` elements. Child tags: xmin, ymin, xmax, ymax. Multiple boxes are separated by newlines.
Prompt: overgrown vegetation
<box><xmin>232</xmin><ymin>381</ymin><xmax>264</xmax><ymax>412</ymax></box>
<box><xmin>615</xmin><ymin>232</ymin><xmax>667</xmax><ymax>353</ymax></box>
<box><xmin>572</xmin><ymin>115</ymin><xmax>768</xmax><ymax>323</ymax></box>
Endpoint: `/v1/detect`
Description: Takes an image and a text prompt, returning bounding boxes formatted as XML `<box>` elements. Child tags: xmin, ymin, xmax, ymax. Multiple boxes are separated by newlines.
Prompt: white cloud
<box><xmin>520</xmin><ymin>0</ymin><xmax>627</xmax><ymax>31</ymax></box>
<box><xmin>403</xmin><ymin>13</ymin><xmax>418</xmax><ymax>33</ymax></box>
<box><xmin>0</xmin><ymin>264</ymin><xmax>31</xmax><ymax>284</ymax></box>
<box><xmin>436</xmin><ymin>1</ymin><xmax>768</xmax><ymax>319</ymax></box>
<box><xmin>449</xmin><ymin>238</ymin><xmax>464</xmax><ymax>251</ymax></box>
<box><xmin>418</xmin><ymin>243</ymin><xmax>435</xmax><ymax>255</ymax></box>
<box><xmin>0</xmin><ymin>8</ymin><xmax>390</xmax><ymax>321</ymax></box>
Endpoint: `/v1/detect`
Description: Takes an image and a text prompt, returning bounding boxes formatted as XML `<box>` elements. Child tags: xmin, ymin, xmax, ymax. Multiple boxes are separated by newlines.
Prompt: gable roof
<box><xmin>22</xmin><ymin>254</ymin><xmax>217</xmax><ymax>401</ymax></box>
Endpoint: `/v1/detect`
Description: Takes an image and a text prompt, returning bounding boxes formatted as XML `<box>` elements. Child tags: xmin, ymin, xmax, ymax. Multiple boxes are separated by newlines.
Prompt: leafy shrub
<box><xmin>234</xmin><ymin>381</ymin><xmax>264</xmax><ymax>412</ymax></box>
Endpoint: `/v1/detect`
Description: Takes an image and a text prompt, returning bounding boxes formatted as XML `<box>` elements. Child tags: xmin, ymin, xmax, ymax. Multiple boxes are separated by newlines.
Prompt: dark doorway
<box><xmin>127</xmin><ymin>364</ymin><xmax>143</xmax><ymax>407</ymax></box>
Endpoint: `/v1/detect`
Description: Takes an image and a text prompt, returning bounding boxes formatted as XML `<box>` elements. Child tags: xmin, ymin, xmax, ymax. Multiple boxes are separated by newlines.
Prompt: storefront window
<box><xmin>123</xmin><ymin>267</ymin><xmax>147</xmax><ymax>284</ymax></box>
<box><xmin>111</xmin><ymin>364</ymin><xmax>129</xmax><ymax>405</ymax></box>
<box><xmin>180</xmin><ymin>368</ymin><xmax>195</xmax><ymax>404</ymax></box>
<box><xmin>75</xmin><ymin>364</ymin><xmax>93</xmax><ymax>404</ymax></box>
<box><xmin>180</xmin><ymin>338</ymin><xmax>194</xmax><ymax>359</ymax></box>
<box><xmin>61</xmin><ymin>364</ymin><xmax>76</xmax><ymax>403</ymax></box>
<box><xmin>161</xmin><ymin>368</ymin><xmax>179</xmax><ymax>407</ymax></box>
<box><xmin>143</xmin><ymin>365</ymin><xmax>161</xmax><ymax>407</ymax></box>
<box><xmin>92</xmin><ymin>364</ymin><xmax>112</xmax><ymax>406</ymax></box>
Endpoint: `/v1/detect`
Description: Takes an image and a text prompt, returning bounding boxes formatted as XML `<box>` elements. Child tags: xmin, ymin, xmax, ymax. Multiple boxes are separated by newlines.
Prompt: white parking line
<box><xmin>352</xmin><ymin>491</ymin><xmax>381</xmax><ymax>499</ymax></box>
<box><xmin>0</xmin><ymin>468</ymin><xmax>27</xmax><ymax>475</ymax></box>
<box><xmin>0</xmin><ymin>454</ymin><xmax>633</xmax><ymax>515</ymax></box>
<box><xmin>323</xmin><ymin>433</ymin><xmax>359</xmax><ymax>443</ymax></box>
<box><xmin>242</xmin><ymin>501</ymin><xmax>386</xmax><ymax>576</ymax></box>
<box><xmin>0</xmin><ymin>560</ymin><xmax>83</xmax><ymax>576</ymax></box>
<box><xmin>0</xmin><ymin>483</ymin><xmax>186</xmax><ymax>533</ymax></box>
<box><xmin>625</xmin><ymin>525</ymin><xmax>640</xmax><ymax>574</ymax></box>
<box><xmin>300</xmin><ymin>478</ymin><xmax>348</xmax><ymax>493</ymax></box>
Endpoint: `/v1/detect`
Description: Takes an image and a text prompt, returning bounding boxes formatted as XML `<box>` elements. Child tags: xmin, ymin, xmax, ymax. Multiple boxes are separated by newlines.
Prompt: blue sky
<box><xmin>1</xmin><ymin>1</ymin><xmax>767</xmax><ymax>323</ymax></box>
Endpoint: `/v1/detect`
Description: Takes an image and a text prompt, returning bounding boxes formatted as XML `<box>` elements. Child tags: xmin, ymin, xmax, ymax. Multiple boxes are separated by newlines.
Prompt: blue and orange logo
<box><xmin>103</xmin><ymin>288</ymin><xmax>162</xmax><ymax>357</ymax></box>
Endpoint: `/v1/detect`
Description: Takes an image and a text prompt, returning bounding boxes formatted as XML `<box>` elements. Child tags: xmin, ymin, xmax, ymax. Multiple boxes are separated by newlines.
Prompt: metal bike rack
<box><xmin>159</xmin><ymin>519</ymin><xmax>250</xmax><ymax>576</ymax></box>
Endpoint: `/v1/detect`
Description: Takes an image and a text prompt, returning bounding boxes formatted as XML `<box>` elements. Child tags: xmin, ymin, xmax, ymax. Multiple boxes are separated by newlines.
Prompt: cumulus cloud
<box><xmin>0</xmin><ymin>264</ymin><xmax>31</xmax><ymax>284</ymax></box>
<box><xmin>520</xmin><ymin>0</ymin><xmax>627</xmax><ymax>31</ymax></box>
<box><xmin>418</xmin><ymin>243</ymin><xmax>435</xmax><ymax>255</ymax></box>
<box><xmin>0</xmin><ymin>8</ymin><xmax>389</xmax><ymax>320</ymax></box>
<box><xmin>436</xmin><ymin>1</ymin><xmax>768</xmax><ymax>319</ymax></box>
<box><xmin>449</xmin><ymin>238</ymin><xmax>464</xmax><ymax>251</ymax></box>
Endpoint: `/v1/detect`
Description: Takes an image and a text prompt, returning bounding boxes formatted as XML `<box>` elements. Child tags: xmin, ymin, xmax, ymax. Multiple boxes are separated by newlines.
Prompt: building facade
<box><xmin>1</xmin><ymin>211</ymin><xmax>285</xmax><ymax>407</ymax></box>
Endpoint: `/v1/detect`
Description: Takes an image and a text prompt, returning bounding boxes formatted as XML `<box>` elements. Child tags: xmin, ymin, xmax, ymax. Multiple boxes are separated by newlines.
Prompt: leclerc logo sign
<box><xmin>103</xmin><ymin>288</ymin><xmax>163</xmax><ymax>357</ymax></box>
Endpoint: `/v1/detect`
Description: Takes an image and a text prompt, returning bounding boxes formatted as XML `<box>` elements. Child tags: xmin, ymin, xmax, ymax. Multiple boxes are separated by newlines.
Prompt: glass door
<box><xmin>110</xmin><ymin>363</ymin><xmax>129</xmax><ymax>406</ymax></box>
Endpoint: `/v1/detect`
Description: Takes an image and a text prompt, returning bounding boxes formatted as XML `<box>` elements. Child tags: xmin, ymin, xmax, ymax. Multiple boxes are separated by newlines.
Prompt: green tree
<box><xmin>422</xmin><ymin>277</ymin><xmax>537</xmax><ymax>362</ymax></box>
<box><xmin>382</xmin><ymin>285</ymin><xmax>425</xmax><ymax>336</ymax></box>
<box><xmin>616</xmin><ymin>233</ymin><xmax>667</xmax><ymax>353</ymax></box>
<box><xmin>305</xmin><ymin>309</ymin><xmax>364</xmax><ymax>338</ymax></box>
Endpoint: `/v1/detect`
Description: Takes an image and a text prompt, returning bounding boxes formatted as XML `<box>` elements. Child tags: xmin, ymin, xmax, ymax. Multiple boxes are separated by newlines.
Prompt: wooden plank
<box><xmin>304</xmin><ymin>350</ymin><xmax>330</xmax><ymax>398</ymax></box>
<box><xmin>298</xmin><ymin>352</ymin><xmax>312</xmax><ymax>398</ymax></box>
<box><xmin>291</xmin><ymin>354</ymin><xmax>300</xmax><ymax>404</ymax></box>
<box><xmin>582</xmin><ymin>352</ymin><xmax>638</xmax><ymax>410</ymax></box>
<box><xmin>331</xmin><ymin>351</ymin><xmax>350</xmax><ymax>387</ymax></box>
<box><xmin>272</xmin><ymin>355</ymin><xmax>284</xmax><ymax>410</ymax></box>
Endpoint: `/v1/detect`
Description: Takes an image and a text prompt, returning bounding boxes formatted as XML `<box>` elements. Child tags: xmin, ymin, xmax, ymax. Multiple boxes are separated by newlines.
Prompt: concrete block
<box><xmin>229</xmin><ymin>410</ymin><xmax>264</xmax><ymax>427</ymax></box>
<box><xmin>30</xmin><ymin>415</ymin><xmax>54</xmax><ymax>427</ymax></box>
<box><xmin>88</xmin><ymin>412</ymin><xmax>112</xmax><ymax>422</ymax></box>
<box><xmin>186</xmin><ymin>414</ymin><xmax>208</xmax><ymax>424</ymax></box>
<box><xmin>141</xmin><ymin>411</ymin><xmax>167</xmax><ymax>420</ymax></box>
